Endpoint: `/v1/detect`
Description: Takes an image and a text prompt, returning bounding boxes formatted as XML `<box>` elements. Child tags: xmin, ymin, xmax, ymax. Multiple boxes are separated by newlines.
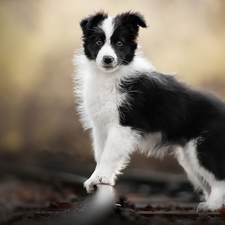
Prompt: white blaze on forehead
<box><xmin>96</xmin><ymin>16</ymin><xmax>118</xmax><ymax>72</ymax></box>
<box><xmin>100</xmin><ymin>17</ymin><xmax>114</xmax><ymax>41</ymax></box>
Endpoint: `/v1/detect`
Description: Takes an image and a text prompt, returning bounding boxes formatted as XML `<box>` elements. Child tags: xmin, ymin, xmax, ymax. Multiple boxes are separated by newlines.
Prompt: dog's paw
<box><xmin>84</xmin><ymin>174</ymin><xmax>114</xmax><ymax>193</ymax></box>
<box><xmin>197</xmin><ymin>202</ymin><xmax>222</xmax><ymax>212</ymax></box>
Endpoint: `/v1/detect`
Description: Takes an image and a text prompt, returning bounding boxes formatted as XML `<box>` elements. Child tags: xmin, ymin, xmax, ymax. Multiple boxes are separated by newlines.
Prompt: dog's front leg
<box><xmin>84</xmin><ymin>125</ymin><xmax>139</xmax><ymax>193</ymax></box>
<box><xmin>92</xmin><ymin>126</ymin><xmax>106</xmax><ymax>165</ymax></box>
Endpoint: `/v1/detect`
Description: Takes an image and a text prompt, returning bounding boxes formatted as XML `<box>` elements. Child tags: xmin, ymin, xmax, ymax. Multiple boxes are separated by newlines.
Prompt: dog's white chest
<box><xmin>84</xmin><ymin>74</ymin><xmax>122</xmax><ymax>126</ymax></box>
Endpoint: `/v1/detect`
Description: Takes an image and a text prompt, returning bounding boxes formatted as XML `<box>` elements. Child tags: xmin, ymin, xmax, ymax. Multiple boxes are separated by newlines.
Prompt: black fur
<box><xmin>119</xmin><ymin>72</ymin><xmax>225</xmax><ymax>180</ymax></box>
<box><xmin>114</xmin><ymin>11</ymin><xmax>147</xmax><ymax>38</ymax></box>
<box><xmin>80</xmin><ymin>11</ymin><xmax>108</xmax><ymax>38</ymax></box>
<box><xmin>112</xmin><ymin>12</ymin><xmax>147</xmax><ymax>65</ymax></box>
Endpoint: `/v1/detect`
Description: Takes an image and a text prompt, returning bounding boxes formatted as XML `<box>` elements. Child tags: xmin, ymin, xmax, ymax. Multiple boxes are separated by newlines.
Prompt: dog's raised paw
<box><xmin>197</xmin><ymin>202</ymin><xmax>221</xmax><ymax>212</ymax></box>
<box><xmin>83</xmin><ymin>174</ymin><xmax>112</xmax><ymax>193</ymax></box>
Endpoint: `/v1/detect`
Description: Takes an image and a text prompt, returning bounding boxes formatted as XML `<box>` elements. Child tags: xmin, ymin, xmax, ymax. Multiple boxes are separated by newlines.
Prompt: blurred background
<box><xmin>1</xmin><ymin>0</ymin><xmax>225</xmax><ymax>174</ymax></box>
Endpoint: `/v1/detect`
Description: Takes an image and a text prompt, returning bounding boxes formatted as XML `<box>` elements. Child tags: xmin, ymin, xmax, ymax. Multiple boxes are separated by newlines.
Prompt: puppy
<box><xmin>73</xmin><ymin>11</ymin><xmax>225</xmax><ymax>211</ymax></box>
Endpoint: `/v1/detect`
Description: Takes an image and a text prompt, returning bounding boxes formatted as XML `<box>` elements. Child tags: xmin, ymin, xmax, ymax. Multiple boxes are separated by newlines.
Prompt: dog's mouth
<box><xmin>99</xmin><ymin>64</ymin><xmax>119</xmax><ymax>73</ymax></box>
<box><xmin>103</xmin><ymin>65</ymin><xmax>114</xmax><ymax>69</ymax></box>
<box><xmin>102</xmin><ymin>64</ymin><xmax>119</xmax><ymax>70</ymax></box>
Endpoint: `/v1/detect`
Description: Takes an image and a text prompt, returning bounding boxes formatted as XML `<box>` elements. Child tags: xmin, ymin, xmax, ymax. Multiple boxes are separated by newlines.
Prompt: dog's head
<box><xmin>80</xmin><ymin>11</ymin><xmax>147</xmax><ymax>73</ymax></box>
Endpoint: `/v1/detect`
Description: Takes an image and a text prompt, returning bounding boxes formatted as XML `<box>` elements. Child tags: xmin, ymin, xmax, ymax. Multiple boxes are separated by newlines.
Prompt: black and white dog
<box><xmin>73</xmin><ymin>11</ymin><xmax>225</xmax><ymax>211</ymax></box>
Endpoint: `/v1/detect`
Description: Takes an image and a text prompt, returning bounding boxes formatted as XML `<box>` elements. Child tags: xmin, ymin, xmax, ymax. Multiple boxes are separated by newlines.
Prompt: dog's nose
<box><xmin>103</xmin><ymin>55</ymin><xmax>114</xmax><ymax>64</ymax></box>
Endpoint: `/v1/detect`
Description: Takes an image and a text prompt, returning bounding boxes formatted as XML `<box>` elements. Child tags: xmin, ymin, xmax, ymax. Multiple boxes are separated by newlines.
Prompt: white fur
<box><xmin>100</xmin><ymin>17</ymin><xmax>114</xmax><ymax>40</ymax></box>
<box><xmin>138</xmin><ymin>132</ymin><xmax>171</xmax><ymax>159</ymax></box>
<box><xmin>96</xmin><ymin>17</ymin><xmax>118</xmax><ymax>72</ymax></box>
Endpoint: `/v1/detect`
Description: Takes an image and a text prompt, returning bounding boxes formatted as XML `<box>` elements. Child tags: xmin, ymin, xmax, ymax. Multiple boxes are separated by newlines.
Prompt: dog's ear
<box><xmin>117</xmin><ymin>11</ymin><xmax>147</xmax><ymax>29</ymax></box>
<box><xmin>126</xmin><ymin>12</ymin><xmax>147</xmax><ymax>28</ymax></box>
<box><xmin>80</xmin><ymin>11</ymin><xmax>108</xmax><ymax>37</ymax></box>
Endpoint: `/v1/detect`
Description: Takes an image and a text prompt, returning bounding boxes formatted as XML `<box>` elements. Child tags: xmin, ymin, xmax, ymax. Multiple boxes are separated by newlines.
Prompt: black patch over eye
<box><xmin>117</xmin><ymin>41</ymin><xmax>123</xmax><ymax>46</ymax></box>
<box><xmin>96</xmin><ymin>39</ymin><xmax>103</xmax><ymax>46</ymax></box>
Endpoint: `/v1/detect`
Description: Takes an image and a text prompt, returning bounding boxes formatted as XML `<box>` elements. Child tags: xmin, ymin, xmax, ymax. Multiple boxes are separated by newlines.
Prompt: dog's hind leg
<box><xmin>176</xmin><ymin>145</ymin><xmax>211</xmax><ymax>201</ymax></box>
<box><xmin>197</xmin><ymin>181</ymin><xmax>225</xmax><ymax>211</ymax></box>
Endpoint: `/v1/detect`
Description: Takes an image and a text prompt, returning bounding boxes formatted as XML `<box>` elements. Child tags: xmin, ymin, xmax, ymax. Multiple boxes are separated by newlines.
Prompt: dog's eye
<box><xmin>117</xmin><ymin>41</ymin><xmax>123</xmax><ymax>46</ymax></box>
<box><xmin>96</xmin><ymin>39</ymin><xmax>103</xmax><ymax>46</ymax></box>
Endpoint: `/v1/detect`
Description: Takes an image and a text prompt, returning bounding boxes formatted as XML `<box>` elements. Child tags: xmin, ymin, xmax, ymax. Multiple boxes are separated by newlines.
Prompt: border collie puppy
<box><xmin>73</xmin><ymin>11</ymin><xmax>225</xmax><ymax>211</ymax></box>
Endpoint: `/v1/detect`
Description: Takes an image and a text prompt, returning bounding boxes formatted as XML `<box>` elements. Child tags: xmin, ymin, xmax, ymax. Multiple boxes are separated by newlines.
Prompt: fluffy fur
<box><xmin>73</xmin><ymin>11</ymin><xmax>225</xmax><ymax>211</ymax></box>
